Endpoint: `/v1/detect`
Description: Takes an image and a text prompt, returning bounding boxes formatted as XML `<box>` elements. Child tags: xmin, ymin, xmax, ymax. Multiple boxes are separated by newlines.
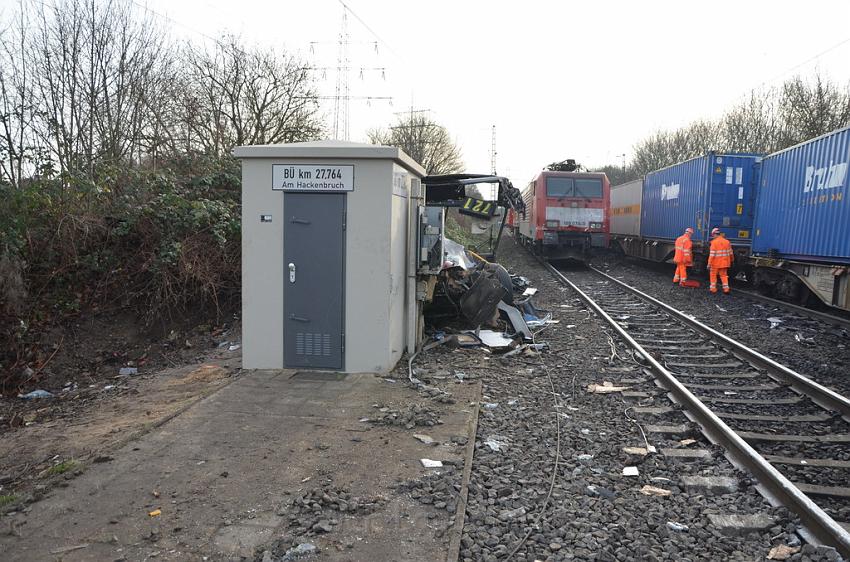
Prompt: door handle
<box><xmin>289</xmin><ymin>314</ymin><xmax>310</xmax><ymax>322</ymax></box>
<box><xmin>289</xmin><ymin>262</ymin><xmax>296</xmax><ymax>283</ymax></box>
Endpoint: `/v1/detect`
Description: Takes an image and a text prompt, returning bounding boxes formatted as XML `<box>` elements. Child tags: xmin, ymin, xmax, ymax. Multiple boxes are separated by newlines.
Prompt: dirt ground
<box><xmin>0</xmin><ymin>348</ymin><xmax>243</xmax><ymax>513</ymax></box>
<box><xmin>0</xmin><ymin>341</ymin><xmax>482</xmax><ymax>561</ymax></box>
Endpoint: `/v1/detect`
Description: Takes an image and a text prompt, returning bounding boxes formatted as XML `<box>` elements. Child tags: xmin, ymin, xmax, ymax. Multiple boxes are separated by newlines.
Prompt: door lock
<box><xmin>288</xmin><ymin>262</ymin><xmax>296</xmax><ymax>283</ymax></box>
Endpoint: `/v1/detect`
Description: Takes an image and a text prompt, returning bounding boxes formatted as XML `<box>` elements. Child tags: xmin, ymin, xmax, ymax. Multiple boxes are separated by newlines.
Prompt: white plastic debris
<box><xmin>228</xmin><ymin>344</ymin><xmax>241</xmax><ymax>352</ymax></box>
<box><xmin>522</xmin><ymin>287</ymin><xmax>538</xmax><ymax>296</ymax></box>
<box><xmin>420</xmin><ymin>458</ymin><xmax>443</xmax><ymax>468</ymax></box>
<box><xmin>19</xmin><ymin>389</ymin><xmax>54</xmax><ymax>399</ymax></box>
<box><xmin>118</xmin><ymin>367</ymin><xmax>138</xmax><ymax>376</ymax></box>
<box><xmin>477</xmin><ymin>330</ymin><xmax>514</xmax><ymax>348</ymax></box>
<box><xmin>666</xmin><ymin>521</ymin><xmax>689</xmax><ymax>532</ymax></box>
<box><xmin>767</xmin><ymin>317</ymin><xmax>783</xmax><ymax>329</ymax></box>
<box><xmin>483</xmin><ymin>402</ymin><xmax>499</xmax><ymax>410</ymax></box>
<box><xmin>484</xmin><ymin>436</ymin><xmax>508</xmax><ymax>452</ymax></box>
<box><xmin>794</xmin><ymin>333</ymin><xmax>815</xmax><ymax>346</ymax></box>
<box><xmin>281</xmin><ymin>543</ymin><xmax>317</xmax><ymax>560</ymax></box>
<box><xmin>622</xmin><ymin>466</ymin><xmax>640</xmax><ymax>477</ymax></box>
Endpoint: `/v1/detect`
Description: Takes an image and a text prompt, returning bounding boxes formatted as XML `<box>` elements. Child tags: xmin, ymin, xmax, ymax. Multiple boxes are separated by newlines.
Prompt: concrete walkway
<box><xmin>0</xmin><ymin>370</ymin><xmax>478</xmax><ymax>561</ymax></box>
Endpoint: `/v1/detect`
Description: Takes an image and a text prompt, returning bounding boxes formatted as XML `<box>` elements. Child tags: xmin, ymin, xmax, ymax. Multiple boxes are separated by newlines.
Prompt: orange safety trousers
<box><xmin>673</xmin><ymin>263</ymin><xmax>688</xmax><ymax>284</ymax></box>
<box><xmin>709</xmin><ymin>268</ymin><xmax>730</xmax><ymax>293</ymax></box>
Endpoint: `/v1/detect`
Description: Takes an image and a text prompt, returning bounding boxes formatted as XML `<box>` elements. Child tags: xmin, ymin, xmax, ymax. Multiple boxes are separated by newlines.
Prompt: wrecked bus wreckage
<box><xmin>416</xmin><ymin>174</ymin><xmax>547</xmax><ymax>350</ymax></box>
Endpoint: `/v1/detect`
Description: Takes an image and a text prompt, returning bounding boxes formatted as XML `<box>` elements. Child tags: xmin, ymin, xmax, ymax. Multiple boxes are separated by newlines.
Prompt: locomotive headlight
<box><xmin>589</xmin><ymin>222</ymin><xmax>603</xmax><ymax>229</ymax></box>
<box><xmin>545</xmin><ymin>220</ymin><xmax>560</xmax><ymax>228</ymax></box>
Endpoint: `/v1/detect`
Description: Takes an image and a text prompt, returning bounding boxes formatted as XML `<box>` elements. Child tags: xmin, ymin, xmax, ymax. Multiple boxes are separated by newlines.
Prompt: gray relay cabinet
<box><xmin>233</xmin><ymin>140</ymin><xmax>426</xmax><ymax>372</ymax></box>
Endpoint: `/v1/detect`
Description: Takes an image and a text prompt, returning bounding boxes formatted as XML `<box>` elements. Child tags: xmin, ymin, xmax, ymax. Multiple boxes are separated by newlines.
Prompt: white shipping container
<box><xmin>610</xmin><ymin>179</ymin><xmax>643</xmax><ymax>237</ymax></box>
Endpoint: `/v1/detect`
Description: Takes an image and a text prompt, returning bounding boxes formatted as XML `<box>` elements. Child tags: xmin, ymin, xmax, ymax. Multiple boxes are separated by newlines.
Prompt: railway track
<box><xmin>733</xmin><ymin>287</ymin><xmax>850</xmax><ymax>331</ymax></box>
<box><xmin>545</xmin><ymin>262</ymin><xmax>850</xmax><ymax>557</ymax></box>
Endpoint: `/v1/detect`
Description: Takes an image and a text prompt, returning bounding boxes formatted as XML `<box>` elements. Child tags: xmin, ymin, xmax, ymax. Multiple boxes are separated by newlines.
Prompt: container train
<box><xmin>509</xmin><ymin>168</ymin><xmax>610</xmax><ymax>260</ymax></box>
<box><xmin>609</xmin><ymin>125</ymin><xmax>850</xmax><ymax>312</ymax></box>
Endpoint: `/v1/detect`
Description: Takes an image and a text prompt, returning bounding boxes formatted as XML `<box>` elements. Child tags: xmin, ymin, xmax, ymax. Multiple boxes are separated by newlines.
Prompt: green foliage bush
<box><xmin>0</xmin><ymin>158</ymin><xmax>242</xmax><ymax>393</ymax></box>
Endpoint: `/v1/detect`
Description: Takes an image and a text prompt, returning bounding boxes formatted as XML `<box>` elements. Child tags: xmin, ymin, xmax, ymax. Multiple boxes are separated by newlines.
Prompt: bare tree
<box><xmin>22</xmin><ymin>0</ymin><xmax>171</xmax><ymax>179</ymax></box>
<box><xmin>181</xmin><ymin>36</ymin><xmax>323</xmax><ymax>156</ymax></box>
<box><xmin>778</xmin><ymin>74</ymin><xmax>850</xmax><ymax>147</ymax></box>
<box><xmin>719</xmin><ymin>89</ymin><xmax>781</xmax><ymax>153</ymax></box>
<box><xmin>368</xmin><ymin>113</ymin><xmax>463</xmax><ymax>174</ymax></box>
<box><xmin>0</xmin><ymin>2</ymin><xmax>40</xmax><ymax>188</ymax></box>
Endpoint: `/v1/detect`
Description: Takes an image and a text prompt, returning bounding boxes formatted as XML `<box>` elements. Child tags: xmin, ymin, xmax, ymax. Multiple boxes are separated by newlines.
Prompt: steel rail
<box><xmin>589</xmin><ymin>266</ymin><xmax>850</xmax><ymax>421</ymax></box>
<box><xmin>543</xmin><ymin>262</ymin><xmax>850</xmax><ymax>557</ymax></box>
<box><xmin>734</xmin><ymin>287</ymin><xmax>850</xmax><ymax>330</ymax></box>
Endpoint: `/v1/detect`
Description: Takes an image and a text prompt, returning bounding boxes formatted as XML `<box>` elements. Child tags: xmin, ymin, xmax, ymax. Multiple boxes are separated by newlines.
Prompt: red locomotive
<box><xmin>510</xmin><ymin>161</ymin><xmax>610</xmax><ymax>260</ymax></box>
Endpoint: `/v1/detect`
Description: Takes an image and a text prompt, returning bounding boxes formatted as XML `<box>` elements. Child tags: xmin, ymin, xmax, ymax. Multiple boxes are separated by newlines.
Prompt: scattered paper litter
<box><xmin>420</xmin><ymin>458</ymin><xmax>443</xmax><ymax>468</ymax></box>
<box><xmin>522</xmin><ymin>287</ymin><xmax>538</xmax><ymax>296</ymax></box>
<box><xmin>767</xmin><ymin>544</ymin><xmax>801</xmax><ymax>560</ymax></box>
<box><xmin>640</xmin><ymin>485</ymin><xmax>671</xmax><ymax>497</ymax></box>
<box><xmin>50</xmin><ymin>545</ymin><xmax>90</xmax><ymax>555</ymax></box>
<box><xmin>413</xmin><ymin>434</ymin><xmax>436</xmax><ymax>446</ymax></box>
<box><xmin>622</xmin><ymin>447</ymin><xmax>649</xmax><ymax>456</ymax></box>
<box><xmin>678</xmin><ymin>438</ymin><xmax>697</xmax><ymax>447</ymax></box>
<box><xmin>587</xmin><ymin>382</ymin><xmax>630</xmax><ymax>394</ymax></box>
<box><xmin>622</xmin><ymin>466</ymin><xmax>640</xmax><ymax>477</ymax></box>
<box><xmin>476</xmin><ymin>330</ymin><xmax>515</xmax><ymax>348</ymax></box>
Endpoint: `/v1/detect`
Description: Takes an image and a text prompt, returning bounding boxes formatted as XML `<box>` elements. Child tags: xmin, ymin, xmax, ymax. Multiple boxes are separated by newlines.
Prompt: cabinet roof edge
<box><xmin>233</xmin><ymin>140</ymin><xmax>426</xmax><ymax>177</ymax></box>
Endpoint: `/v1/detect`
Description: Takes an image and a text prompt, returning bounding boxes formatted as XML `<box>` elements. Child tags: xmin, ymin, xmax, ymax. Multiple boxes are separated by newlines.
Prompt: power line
<box><xmin>729</xmin><ymin>33</ymin><xmax>850</xmax><ymax>106</ymax></box>
<box><xmin>337</xmin><ymin>0</ymin><xmax>399</xmax><ymax>59</ymax></box>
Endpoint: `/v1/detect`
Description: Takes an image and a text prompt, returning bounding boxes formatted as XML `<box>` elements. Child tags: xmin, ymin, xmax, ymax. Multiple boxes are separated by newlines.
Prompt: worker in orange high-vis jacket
<box><xmin>708</xmin><ymin>227</ymin><xmax>734</xmax><ymax>294</ymax></box>
<box><xmin>672</xmin><ymin>227</ymin><xmax>694</xmax><ymax>286</ymax></box>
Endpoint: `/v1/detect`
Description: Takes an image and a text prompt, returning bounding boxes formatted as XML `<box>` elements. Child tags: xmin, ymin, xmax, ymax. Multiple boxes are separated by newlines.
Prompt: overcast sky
<box><xmin>4</xmin><ymin>0</ymin><xmax>850</xmax><ymax>185</ymax></box>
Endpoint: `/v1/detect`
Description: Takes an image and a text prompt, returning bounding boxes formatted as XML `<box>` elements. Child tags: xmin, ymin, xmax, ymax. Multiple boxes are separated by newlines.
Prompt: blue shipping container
<box><xmin>753</xmin><ymin>126</ymin><xmax>850</xmax><ymax>264</ymax></box>
<box><xmin>641</xmin><ymin>153</ymin><xmax>761</xmax><ymax>244</ymax></box>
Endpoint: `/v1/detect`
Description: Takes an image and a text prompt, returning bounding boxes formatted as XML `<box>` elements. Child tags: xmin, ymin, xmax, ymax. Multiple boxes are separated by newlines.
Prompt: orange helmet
<box><xmin>685</xmin><ymin>228</ymin><xmax>694</xmax><ymax>235</ymax></box>
<box><xmin>711</xmin><ymin>227</ymin><xmax>721</xmax><ymax>236</ymax></box>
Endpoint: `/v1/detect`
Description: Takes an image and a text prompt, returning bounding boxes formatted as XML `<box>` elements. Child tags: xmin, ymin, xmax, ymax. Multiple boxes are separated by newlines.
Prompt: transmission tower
<box><xmin>332</xmin><ymin>10</ymin><xmax>350</xmax><ymax>140</ymax></box>
<box><xmin>490</xmin><ymin>125</ymin><xmax>497</xmax><ymax>175</ymax></box>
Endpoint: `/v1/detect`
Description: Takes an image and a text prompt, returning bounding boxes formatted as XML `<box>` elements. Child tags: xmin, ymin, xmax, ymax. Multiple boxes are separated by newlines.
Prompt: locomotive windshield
<box><xmin>546</xmin><ymin>177</ymin><xmax>603</xmax><ymax>198</ymax></box>
<box><xmin>546</xmin><ymin>177</ymin><xmax>574</xmax><ymax>197</ymax></box>
<box><xmin>575</xmin><ymin>178</ymin><xmax>603</xmax><ymax>198</ymax></box>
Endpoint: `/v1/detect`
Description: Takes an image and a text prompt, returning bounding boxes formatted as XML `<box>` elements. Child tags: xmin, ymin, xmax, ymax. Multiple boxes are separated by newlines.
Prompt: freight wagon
<box><xmin>513</xmin><ymin>170</ymin><xmax>610</xmax><ymax>260</ymax></box>
<box><xmin>611</xmin><ymin>153</ymin><xmax>761</xmax><ymax>270</ymax></box>
<box><xmin>749</xmin><ymin>126</ymin><xmax>850</xmax><ymax>310</ymax></box>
